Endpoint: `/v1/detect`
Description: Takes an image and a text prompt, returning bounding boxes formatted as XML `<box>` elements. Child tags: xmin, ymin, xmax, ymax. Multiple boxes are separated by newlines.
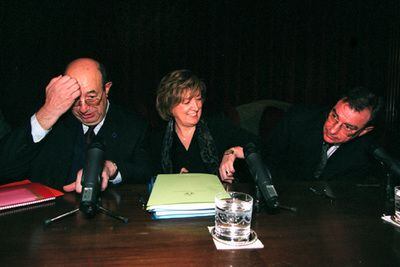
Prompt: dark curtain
<box><xmin>0</xmin><ymin>0</ymin><xmax>398</xmax><ymax>143</ymax></box>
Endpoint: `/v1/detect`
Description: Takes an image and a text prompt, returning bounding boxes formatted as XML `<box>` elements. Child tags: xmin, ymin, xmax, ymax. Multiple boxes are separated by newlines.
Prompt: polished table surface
<box><xmin>0</xmin><ymin>182</ymin><xmax>399</xmax><ymax>266</ymax></box>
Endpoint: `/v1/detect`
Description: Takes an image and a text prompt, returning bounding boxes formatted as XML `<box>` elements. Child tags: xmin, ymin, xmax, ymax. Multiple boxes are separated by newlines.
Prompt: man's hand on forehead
<box><xmin>35</xmin><ymin>75</ymin><xmax>81</xmax><ymax>130</ymax></box>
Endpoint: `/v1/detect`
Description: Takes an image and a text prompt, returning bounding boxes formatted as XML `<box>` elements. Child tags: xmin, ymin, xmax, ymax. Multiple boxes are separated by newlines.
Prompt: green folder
<box><xmin>146</xmin><ymin>173</ymin><xmax>229</xmax><ymax>211</ymax></box>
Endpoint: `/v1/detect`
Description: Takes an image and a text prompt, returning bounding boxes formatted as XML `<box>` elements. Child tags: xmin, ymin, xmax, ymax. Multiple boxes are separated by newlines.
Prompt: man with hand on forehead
<box><xmin>263</xmin><ymin>87</ymin><xmax>383</xmax><ymax>183</ymax></box>
<box><xmin>2</xmin><ymin>58</ymin><xmax>152</xmax><ymax>191</ymax></box>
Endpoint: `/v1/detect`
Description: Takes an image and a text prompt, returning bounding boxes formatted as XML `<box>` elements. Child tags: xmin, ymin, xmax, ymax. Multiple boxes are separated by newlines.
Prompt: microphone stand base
<box><xmin>253</xmin><ymin>185</ymin><xmax>280</xmax><ymax>214</ymax></box>
<box><xmin>44</xmin><ymin>204</ymin><xmax>128</xmax><ymax>226</ymax></box>
<box><xmin>253</xmin><ymin>185</ymin><xmax>295</xmax><ymax>214</ymax></box>
<box><xmin>98</xmin><ymin>205</ymin><xmax>129</xmax><ymax>223</ymax></box>
<box><xmin>44</xmin><ymin>208</ymin><xmax>80</xmax><ymax>226</ymax></box>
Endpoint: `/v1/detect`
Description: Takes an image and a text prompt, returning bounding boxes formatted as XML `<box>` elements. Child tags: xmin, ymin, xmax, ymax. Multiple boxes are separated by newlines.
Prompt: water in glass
<box><xmin>214</xmin><ymin>192</ymin><xmax>253</xmax><ymax>242</ymax></box>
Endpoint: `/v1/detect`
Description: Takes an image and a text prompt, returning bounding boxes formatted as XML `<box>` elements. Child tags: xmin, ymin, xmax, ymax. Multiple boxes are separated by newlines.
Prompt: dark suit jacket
<box><xmin>263</xmin><ymin>105</ymin><xmax>377</xmax><ymax>183</ymax></box>
<box><xmin>0</xmin><ymin>104</ymin><xmax>154</xmax><ymax>189</ymax></box>
<box><xmin>0</xmin><ymin>116</ymin><xmax>42</xmax><ymax>183</ymax></box>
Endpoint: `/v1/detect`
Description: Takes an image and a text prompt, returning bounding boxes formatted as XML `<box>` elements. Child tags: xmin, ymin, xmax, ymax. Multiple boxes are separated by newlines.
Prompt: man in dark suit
<box><xmin>263</xmin><ymin>87</ymin><xmax>382</xmax><ymax>184</ymax></box>
<box><xmin>1</xmin><ymin>58</ymin><xmax>153</xmax><ymax>191</ymax></box>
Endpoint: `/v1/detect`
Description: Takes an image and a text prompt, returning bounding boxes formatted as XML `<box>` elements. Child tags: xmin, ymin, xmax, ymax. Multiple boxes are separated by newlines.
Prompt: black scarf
<box><xmin>161</xmin><ymin>119</ymin><xmax>219</xmax><ymax>174</ymax></box>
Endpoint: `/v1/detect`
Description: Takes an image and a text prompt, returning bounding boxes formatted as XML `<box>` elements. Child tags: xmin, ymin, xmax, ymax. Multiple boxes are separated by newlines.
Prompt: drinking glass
<box><xmin>214</xmin><ymin>191</ymin><xmax>253</xmax><ymax>244</ymax></box>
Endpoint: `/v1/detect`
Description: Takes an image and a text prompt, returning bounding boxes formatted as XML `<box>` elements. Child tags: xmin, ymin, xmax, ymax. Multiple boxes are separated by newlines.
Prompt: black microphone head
<box><xmin>370</xmin><ymin>144</ymin><xmax>400</xmax><ymax>177</ymax></box>
<box><xmin>88</xmin><ymin>136</ymin><xmax>105</xmax><ymax>151</ymax></box>
<box><xmin>83</xmin><ymin>136</ymin><xmax>105</xmax><ymax>187</ymax></box>
<box><xmin>80</xmin><ymin>136</ymin><xmax>105</xmax><ymax>217</ymax></box>
<box><xmin>244</xmin><ymin>142</ymin><xmax>280</xmax><ymax>211</ymax></box>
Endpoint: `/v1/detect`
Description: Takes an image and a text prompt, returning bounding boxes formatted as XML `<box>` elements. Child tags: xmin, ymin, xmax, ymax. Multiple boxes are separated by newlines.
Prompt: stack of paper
<box><xmin>146</xmin><ymin>173</ymin><xmax>229</xmax><ymax>219</ymax></box>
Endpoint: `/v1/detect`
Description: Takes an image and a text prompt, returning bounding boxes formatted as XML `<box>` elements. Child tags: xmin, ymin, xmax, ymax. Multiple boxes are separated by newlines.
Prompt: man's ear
<box><xmin>358</xmin><ymin>126</ymin><xmax>374</xmax><ymax>137</ymax></box>
<box><xmin>105</xmin><ymin>82</ymin><xmax>112</xmax><ymax>96</ymax></box>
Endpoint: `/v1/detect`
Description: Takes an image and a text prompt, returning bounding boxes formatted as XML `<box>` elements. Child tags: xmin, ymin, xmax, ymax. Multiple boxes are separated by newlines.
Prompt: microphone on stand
<box><xmin>370</xmin><ymin>144</ymin><xmax>400</xmax><ymax>201</ymax></box>
<box><xmin>371</xmin><ymin>144</ymin><xmax>400</xmax><ymax>178</ymax></box>
<box><xmin>80</xmin><ymin>138</ymin><xmax>105</xmax><ymax>218</ymax></box>
<box><xmin>44</xmin><ymin>137</ymin><xmax>128</xmax><ymax>225</ymax></box>
<box><xmin>244</xmin><ymin>143</ymin><xmax>279</xmax><ymax>211</ymax></box>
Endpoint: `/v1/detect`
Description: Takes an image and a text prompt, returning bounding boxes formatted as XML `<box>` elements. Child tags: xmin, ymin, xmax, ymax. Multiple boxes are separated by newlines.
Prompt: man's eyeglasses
<box><xmin>326</xmin><ymin>109</ymin><xmax>360</xmax><ymax>134</ymax></box>
<box><xmin>73</xmin><ymin>91</ymin><xmax>104</xmax><ymax>107</ymax></box>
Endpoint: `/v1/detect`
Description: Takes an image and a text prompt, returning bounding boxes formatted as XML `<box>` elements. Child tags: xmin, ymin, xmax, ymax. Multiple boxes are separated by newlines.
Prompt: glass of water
<box><xmin>395</xmin><ymin>186</ymin><xmax>400</xmax><ymax>221</ymax></box>
<box><xmin>214</xmin><ymin>191</ymin><xmax>253</xmax><ymax>244</ymax></box>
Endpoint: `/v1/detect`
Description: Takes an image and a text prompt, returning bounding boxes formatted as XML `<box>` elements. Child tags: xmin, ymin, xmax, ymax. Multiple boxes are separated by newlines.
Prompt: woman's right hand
<box><xmin>219</xmin><ymin>153</ymin><xmax>236</xmax><ymax>184</ymax></box>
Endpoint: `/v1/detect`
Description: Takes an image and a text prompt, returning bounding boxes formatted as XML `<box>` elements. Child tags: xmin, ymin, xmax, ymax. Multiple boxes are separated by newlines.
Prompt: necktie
<box><xmin>313</xmin><ymin>142</ymin><xmax>330</xmax><ymax>179</ymax></box>
<box><xmin>67</xmin><ymin>126</ymin><xmax>96</xmax><ymax>183</ymax></box>
<box><xmin>85</xmin><ymin>126</ymin><xmax>96</xmax><ymax>145</ymax></box>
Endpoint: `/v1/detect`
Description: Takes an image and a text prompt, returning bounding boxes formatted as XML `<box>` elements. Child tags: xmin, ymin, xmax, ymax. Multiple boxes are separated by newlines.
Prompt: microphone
<box><xmin>44</xmin><ymin>137</ymin><xmax>128</xmax><ymax>225</ymax></box>
<box><xmin>371</xmin><ymin>144</ymin><xmax>400</xmax><ymax>177</ymax></box>
<box><xmin>80</xmin><ymin>138</ymin><xmax>105</xmax><ymax>218</ymax></box>
<box><xmin>244</xmin><ymin>143</ymin><xmax>279</xmax><ymax>210</ymax></box>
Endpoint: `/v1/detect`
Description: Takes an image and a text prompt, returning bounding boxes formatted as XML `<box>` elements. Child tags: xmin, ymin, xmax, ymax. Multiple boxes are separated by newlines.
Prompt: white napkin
<box><xmin>207</xmin><ymin>226</ymin><xmax>264</xmax><ymax>250</ymax></box>
<box><xmin>381</xmin><ymin>215</ymin><xmax>400</xmax><ymax>228</ymax></box>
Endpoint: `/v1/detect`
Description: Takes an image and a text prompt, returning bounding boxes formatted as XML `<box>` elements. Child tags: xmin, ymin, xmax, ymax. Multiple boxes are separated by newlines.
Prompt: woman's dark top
<box><xmin>172</xmin><ymin>129</ymin><xmax>208</xmax><ymax>173</ymax></box>
<box><xmin>150</xmin><ymin>114</ymin><xmax>259</xmax><ymax>177</ymax></box>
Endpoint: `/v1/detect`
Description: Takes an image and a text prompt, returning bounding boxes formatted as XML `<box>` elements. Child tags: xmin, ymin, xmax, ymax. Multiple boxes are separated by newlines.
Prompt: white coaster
<box><xmin>207</xmin><ymin>226</ymin><xmax>264</xmax><ymax>250</ymax></box>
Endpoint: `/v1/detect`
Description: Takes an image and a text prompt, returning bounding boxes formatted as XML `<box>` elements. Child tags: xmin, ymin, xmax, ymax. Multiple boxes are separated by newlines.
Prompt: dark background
<box><xmin>0</xmin><ymin>1</ymin><xmax>399</xmax><ymax>151</ymax></box>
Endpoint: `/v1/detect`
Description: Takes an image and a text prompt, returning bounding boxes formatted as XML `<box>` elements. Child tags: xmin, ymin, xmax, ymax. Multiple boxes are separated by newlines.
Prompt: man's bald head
<box><xmin>67</xmin><ymin>58</ymin><xmax>112</xmax><ymax>126</ymax></box>
<box><xmin>65</xmin><ymin>58</ymin><xmax>108</xmax><ymax>86</ymax></box>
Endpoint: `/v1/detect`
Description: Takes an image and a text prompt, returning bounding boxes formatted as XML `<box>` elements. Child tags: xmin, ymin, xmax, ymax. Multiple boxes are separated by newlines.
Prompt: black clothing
<box><xmin>172</xmin><ymin>128</ymin><xmax>209</xmax><ymax>173</ymax></box>
<box><xmin>0</xmin><ymin>121</ymin><xmax>41</xmax><ymax>183</ymax></box>
<box><xmin>161</xmin><ymin>118</ymin><xmax>219</xmax><ymax>175</ymax></box>
<box><xmin>263</xmin><ymin>105</ymin><xmax>378</xmax><ymax>183</ymax></box>
<box><xmin>151</xmin><ymin>114</ymin><xmax>258</xmax><ymax>178</ymax></box>
<box><xmin>0</xmin><ymin>104</ymin><xmax>154</xmax><ymax>189</ymax></box>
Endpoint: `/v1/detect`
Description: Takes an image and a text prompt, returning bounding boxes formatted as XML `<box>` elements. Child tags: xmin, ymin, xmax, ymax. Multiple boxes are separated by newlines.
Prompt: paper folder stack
<box><xmin>146</xmin><ymin>173</ymin><xmax>229</xmax><ymax>219</ymax></box>
<box><xmin>0</xmin><ymin>180</ymin><xmax>64</xmax><ymax>211</ymax></box>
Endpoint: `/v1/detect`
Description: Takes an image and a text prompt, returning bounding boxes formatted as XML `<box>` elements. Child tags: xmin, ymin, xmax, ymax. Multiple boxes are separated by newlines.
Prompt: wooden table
<box><xmin>0</xmin><ymin>182</ymin><xmax>399</xmax><ymax>266</ymax></box>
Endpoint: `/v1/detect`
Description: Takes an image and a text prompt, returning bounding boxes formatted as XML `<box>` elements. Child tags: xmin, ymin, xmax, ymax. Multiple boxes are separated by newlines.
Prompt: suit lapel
<box><xmin>97</xmin><ymin>105</ymin><xmax>120</xmax><ymax>154</ymax></box>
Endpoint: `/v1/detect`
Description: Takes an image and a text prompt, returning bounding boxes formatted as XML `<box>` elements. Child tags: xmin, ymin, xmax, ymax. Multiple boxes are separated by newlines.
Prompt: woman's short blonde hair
<box><xmin>156</xmin><ymin>69</ymin><xmax>206</xmax><ymax>121</ymax></box>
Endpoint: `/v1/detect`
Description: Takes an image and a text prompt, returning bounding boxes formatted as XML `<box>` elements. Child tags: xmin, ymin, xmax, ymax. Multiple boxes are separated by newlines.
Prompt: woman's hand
<box><xmin>219</xmin><ymin>146</ymin><xmax>244</xmax><ymax>183</ymax></box>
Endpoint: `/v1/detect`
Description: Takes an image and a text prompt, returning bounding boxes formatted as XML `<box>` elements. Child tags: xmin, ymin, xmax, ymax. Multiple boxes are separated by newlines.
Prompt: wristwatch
<box><xmin>224</xmin><ymin>148</ymin><xmax>235</xmax><ymax>156</ymax></box>
<box><xmin>108</xmin><ymin>161</ymin><xmax>119</xmax><ymax>183</ymax></box>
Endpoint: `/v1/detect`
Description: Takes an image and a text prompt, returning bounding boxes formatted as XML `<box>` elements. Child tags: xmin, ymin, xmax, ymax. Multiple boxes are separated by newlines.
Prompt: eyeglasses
<box><xmin>326</xmin><ymin>110</ymin><xmax>360</xmax><ymax>134</ymax></box>
<box><xmin>73</xmin><ymin>91</ymin><xmax>104</xmax><ymax>107</ymax></box>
